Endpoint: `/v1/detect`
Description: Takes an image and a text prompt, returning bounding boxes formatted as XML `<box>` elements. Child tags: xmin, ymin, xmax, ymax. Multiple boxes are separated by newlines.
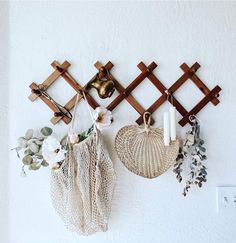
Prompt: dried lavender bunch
<box><xmin>173</xmin><ymin>119</ymin><xmax>207</xmax><ymax>196</ymax></box>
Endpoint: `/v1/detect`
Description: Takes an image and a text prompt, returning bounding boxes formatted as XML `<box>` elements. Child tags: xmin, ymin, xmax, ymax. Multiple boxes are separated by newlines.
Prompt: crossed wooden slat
<box><xmin>92</xmin><ymin>62</ymin><xmax>154</xmax><ymax>124</ymax></box>
<box><xmin>29</xmin><ymin>60</ymin><xmax>100</xmax><ymax>124</ymax></box>
<box><xmin>29</xmin><ymin>60</ymin><xmax>151</xmax><ymax>125</ymax></box>
<box><xmin>135</xmin><ymin>62</ymin><xmax>221</xmax><ymax>126</ymax></box>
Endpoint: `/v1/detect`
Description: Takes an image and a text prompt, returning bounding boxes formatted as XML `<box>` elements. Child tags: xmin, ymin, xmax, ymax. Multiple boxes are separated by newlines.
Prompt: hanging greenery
<box><xmin>173</xmin><ymin>119</ymin><xmax>207</xmax><ymax>196</ymax></box>
<box><xmin>12</xmin><ymin>126</ymin><xmax>94</xmax><ymax>176</ymax></box>
<box><xmin>12</xmin><ymin>127</ymin><xmax>58</xmax><ymax>176</ymax></box>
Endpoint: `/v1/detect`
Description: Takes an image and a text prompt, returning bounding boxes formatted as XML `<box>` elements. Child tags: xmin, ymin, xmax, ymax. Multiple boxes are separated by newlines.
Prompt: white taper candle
<box><xmin>169</xmin><ymin>106</ymin><xmax>176</xmax><ymax>141</ymax></box>
<box><xmin>163</xmin><ymin>112</ymin><xmax>170</xmax><ymax>146</ymax></box>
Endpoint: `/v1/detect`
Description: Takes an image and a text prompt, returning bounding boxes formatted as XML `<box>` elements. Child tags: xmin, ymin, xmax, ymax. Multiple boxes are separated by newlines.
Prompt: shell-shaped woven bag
<box><xmin>50</xmin><ymin>92</ymin><xmax>116</xmax><ymax>235</ymax></box>
<box><xmin>115</xmin><ymin>112</ymin><xmax>179</xmax><ymax>179</ymax></box>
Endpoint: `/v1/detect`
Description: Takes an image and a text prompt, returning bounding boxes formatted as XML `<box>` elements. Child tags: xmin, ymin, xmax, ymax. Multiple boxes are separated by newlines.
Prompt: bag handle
<box><xmin>81</xmin><ymin>91</ymin><xmax>96</xmax><ymax>125</ymax></box>
<box><xmin>70</xmin><ymin>92</ymin><xmax>82</xmax><ymax>131</ymax></box>
<box><xmin>69</xmin><ymin>90</ymin><xmax>96</xmax><ymax>133</ymax></box>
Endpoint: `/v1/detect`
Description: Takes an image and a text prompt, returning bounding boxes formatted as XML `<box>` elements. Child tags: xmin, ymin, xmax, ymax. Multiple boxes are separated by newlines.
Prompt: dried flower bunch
<box><xmin>173</xmin><ymin>118</ymin><xmax>207</xmax><ymax>196</ymax></box>
<box><xmin>13</xmin><ymin>107</ymin><xmax>113</xmax><ymax>176</ymax></box>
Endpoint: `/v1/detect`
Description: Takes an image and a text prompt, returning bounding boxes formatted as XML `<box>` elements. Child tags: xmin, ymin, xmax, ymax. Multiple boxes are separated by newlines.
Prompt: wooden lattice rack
<box><xmin>28</xmin><ymin>60</ymin><xmax>222</xmax><ymax>126</ymax></box>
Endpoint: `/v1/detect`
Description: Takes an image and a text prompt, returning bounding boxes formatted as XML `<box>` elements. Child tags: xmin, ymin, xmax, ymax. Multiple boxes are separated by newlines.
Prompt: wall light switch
<box><xmin>216</xmin><ymin>186</ymin><xmax>236</xmax><ymax>213</ymax></box>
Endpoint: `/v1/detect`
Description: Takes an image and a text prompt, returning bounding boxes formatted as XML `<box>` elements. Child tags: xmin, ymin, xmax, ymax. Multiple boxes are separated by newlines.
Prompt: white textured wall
<box><xmin>2</xmin><ymin>1</ymin><xmax>236</xmax><ymax>243</ymax></box>
<box><xmin>0</xmin><ymin>2</ymin><xmax>9</xmax><ymax>243</ymax></box>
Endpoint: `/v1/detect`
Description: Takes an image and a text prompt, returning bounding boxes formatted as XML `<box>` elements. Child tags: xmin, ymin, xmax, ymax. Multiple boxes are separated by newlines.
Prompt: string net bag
<box><xmin>115</xmin><ymin>112</ymin><xmax>179</xmax><ymax>179</ymax></box>
<box><xmin>50</xmin><ymin>92</ymin><xmax>116</xmax><ymax>235</ymax></box>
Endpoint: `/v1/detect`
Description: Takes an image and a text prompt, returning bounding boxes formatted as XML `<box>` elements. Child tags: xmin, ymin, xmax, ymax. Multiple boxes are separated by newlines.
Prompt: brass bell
<box><xmin>87</xmin><ymin>67</ymin><xmax>115</xmax><ymax>99</ymax></box>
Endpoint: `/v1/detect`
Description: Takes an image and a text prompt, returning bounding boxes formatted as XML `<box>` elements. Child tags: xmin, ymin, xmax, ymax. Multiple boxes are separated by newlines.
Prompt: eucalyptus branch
<box><xmin>173</xmin><ymin>120</ymin><xmax>207</xmax><ymax>196</ymax></box>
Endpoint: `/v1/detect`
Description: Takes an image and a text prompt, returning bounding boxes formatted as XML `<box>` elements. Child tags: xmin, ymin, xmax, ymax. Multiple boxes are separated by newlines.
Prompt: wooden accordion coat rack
<box><xmin>28</xmin><ymin>60</ymin><xmax>222</xmax><ymax>126</ymax></box>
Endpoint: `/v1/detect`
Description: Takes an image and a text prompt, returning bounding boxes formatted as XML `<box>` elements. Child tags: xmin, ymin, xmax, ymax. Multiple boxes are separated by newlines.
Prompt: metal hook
<box><xmin>165</xmin><ymin>90</ymin><xmax>174</xmax><ymax>105</ymax></box>
<box><xmin>189</xmin><ymin>114</ymin><xmax>201</xmax><ymax>123</ymax></box>
<box><xmin>165</xmin><ymin>90</ymin><xmax>170</xmax><ymax>100</ymax></box>
<box><xmin>143</xmin><ymin>112</ymin><xmax>151</xmax><ymax>128</ymax></box>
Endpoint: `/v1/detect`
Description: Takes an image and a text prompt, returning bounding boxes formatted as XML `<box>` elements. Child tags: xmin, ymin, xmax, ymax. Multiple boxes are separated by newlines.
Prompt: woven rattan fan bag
<box><xmin>115</xmin><ymin>112</ymin><xmax>179</xmax><ymax>179</ymax></box>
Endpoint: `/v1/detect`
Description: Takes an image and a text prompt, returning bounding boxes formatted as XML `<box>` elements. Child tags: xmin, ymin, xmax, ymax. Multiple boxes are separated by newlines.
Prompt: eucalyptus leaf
<box><xmin>27</xmin><ymin>139</ymin><xmax>34</xmax><ymax>144</ymax></box>
<box><xmin>22</xmin><ymin>155</ymin><xmax>33</xmax><ymax>165</ymax></box>
<box><xmin>34</xmin><ymin>140</ymin><xmax>43</xmax><ymax>145</ymax></box>
<box><xmin>28</xmin><ymin>163</ymin><xmax>41</xmax><ymax>170</ymax></box>
<box><xmin>38</xmin><ymin>147</ymin><xmax>42</xmax><ymax>155</ymax></box>
<box><xmin>79</xmin><ymin>134</ymin><xmax>87</xmax><ymax>142</ymax></box>
<box><xmin>35</xmin><ymin>154</ymin><xmax>43</xmax><ymax>159</ymax></box>
<box><xmin>192</xmin><ymin>154</ymin><xmax>200</xmax><ymax>161</ymax></box>
<box><xmin>41</xmin><ymin>127</ymin><xmax>53</xmax><ymax>136</ymax></box>
<box><xmin>25</xmin><ymin>129</ymin><xmax>34</xmax><ymax>140</ymax></box>
<box><xmin>186</xmin><ymin>133</ymin><xmax>194</xmax><ymax>144</ymax></box>
<box><xmin>18</xmin><ymin>137</ymin><xmax>27</xmax><ymax>148</ymax></box>
<box><xmin>199</xmin><ymin>146</ymin><xmax>206</xmax><ymax>152</ymax></box>
<box><xmin>200</xmin><ymin>169</ymin><xmax>207</xmax><ymax>175</ymax></box>
<box><xmin>41</xmin><ymin>160</ymin><xmax>49</xmax><ymax>167</ymax></box>
<box><xmin>24</xmin><ymin>149</ymin><xmax>34</xmax><ymax>156</ymax></box>
<box><xmin>29</xmin><ymin>143</ymin><xmax>39</xmax><ymax>153</ymax></box>
<box><xmin>199</xmin><ymin>139</ymin><xmax>204</xmax><ymax>145</ymax></box>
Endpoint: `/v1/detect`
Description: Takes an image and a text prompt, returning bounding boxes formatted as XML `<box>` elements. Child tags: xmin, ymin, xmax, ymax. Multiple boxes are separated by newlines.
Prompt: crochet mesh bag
<box><xmin>115</xmin><ymin>112</ymin><xmax>179</xmax><ymax>179</ymax></box>
<box><xmin>50</xmin><ymin>93</ymin><xmax>116</xmax><ymax>235</ymax></box>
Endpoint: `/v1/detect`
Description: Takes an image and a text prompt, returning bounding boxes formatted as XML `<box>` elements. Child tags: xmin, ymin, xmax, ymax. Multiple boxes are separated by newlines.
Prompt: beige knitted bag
<box><xmin>115</xmin><ymin>112</ymin><xmax>179</xmax><ymax>179</ymax></box>
<box><xmin>50</xmin><ymin>93</ymin><xmax>116</xmax><ymax>235</ymax></box>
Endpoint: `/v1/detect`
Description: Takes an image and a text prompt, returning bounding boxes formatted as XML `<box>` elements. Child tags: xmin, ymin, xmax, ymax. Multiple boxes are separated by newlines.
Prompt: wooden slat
<box><xmin>180</xmin><ymin>63</ymin><xmax>220</xmax><ymax>105</ymax></box>
<box><xmin>169</xmin><ymin>62</ymin><xmax>200</xmax><ymax>93</ymax></box>
<box><xmin>28</xmin><ymin>83</ymin><xmax>40</xmax><ymax>101</ymax></box>
<box><xmin>49</xmin><ymin>61</ymin><xmax>102</xmax><ymax>124</ymax></box>
<box><xmin>50</xmin><ymin>94</ymin><xmax>79</xmax><ymax>124</ymax></box>
<box><xmin>125</xmin><ymin>62</ymin><xmax>157</xmax><ymax>94</ymax></box>
<box><xmin>136</xmin><ymin>62</ymin><xmax>188</xmax><ymax>124</ymax></box>
<box><xmin>94</xmin><ymin>62</ymin><xmax>154</xmax><ymax>123</ymax></box>
<box><xmin>138</xmin><ymin>62</ymin><xmax>165</xmax><ymax>92</ymax></box>
<box><xmin>136</xmin><ymin>62</ymin><xmax>221</xmax><ymax>126</ymax></box>
<box><xmin>94</xmin><ymin>61</ymin><xmax>114</xmax><ymax>71</ymax></box>
<box><xmin>50</xmin><ymin>60</ymin><xmax>116</xmax><ymax>124</ymax></box>
<box><xmin>107</xmin><ymin>62</ymin><xmax>157</xmax><ymax>111</ymax></box>
<box><xmin>28</xmin><ymin>61</ymin><xmax>71</xmax><ymax>102</ymax></box>
<box><xmin>179</xmin><ymin>85</ymin><xmax>222</xmax><ymax>126</ymax></box>
<box><xmin>136</xmin><ymin>95</ymin><xmax>166</xmax><ymax>124</ymax></box>
<box><xmin>29</xmin><ymin>83</ymin><xmax>71</xmax><ymax>124</ymax></box>
<box><xmin>61</xmin><ymin>72</ymin><xmax>99</xmax><ymax>109</ymax></box>
<box><xmin>31</xmin><ymin>60</ymin><xmax>130</xmax><ymax>124</ymax></box>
